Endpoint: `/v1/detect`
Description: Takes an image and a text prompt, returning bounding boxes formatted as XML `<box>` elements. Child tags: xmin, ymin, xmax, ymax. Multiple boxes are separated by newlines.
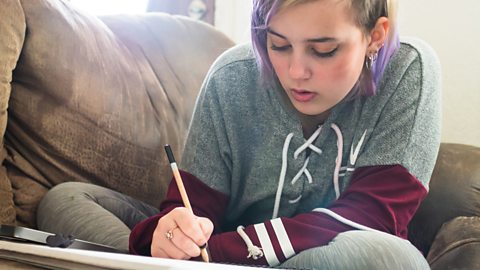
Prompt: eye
<box><xmin>312</xmin><ymin>47</ymin><xmax>338</xmax><ymax>58</ymax></box>
<box><xmin>270</xmin><ymin>44</ymin><xmax>291</xmax><ymax>52</ymax></box>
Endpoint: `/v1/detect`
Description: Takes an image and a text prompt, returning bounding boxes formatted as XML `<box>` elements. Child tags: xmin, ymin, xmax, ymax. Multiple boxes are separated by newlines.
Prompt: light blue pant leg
<box><xmin>37</xmin><ymin>182</ymin><xmax>159</xmax><ymax>252</ymax></box>
<box><xmin>280</xmin><ymin>230</ymin><xmax>430</xmax><ymax>270</ymax></box>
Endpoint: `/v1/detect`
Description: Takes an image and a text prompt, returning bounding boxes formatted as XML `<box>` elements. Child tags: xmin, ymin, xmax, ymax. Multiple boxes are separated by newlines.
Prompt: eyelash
<box><xmin>270</xmin><ymin>44</ymin><xmax>338</xmax><ymax>58</ymax></box>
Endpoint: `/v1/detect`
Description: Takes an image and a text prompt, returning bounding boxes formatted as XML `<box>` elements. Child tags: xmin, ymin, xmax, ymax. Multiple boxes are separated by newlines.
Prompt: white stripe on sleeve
<box><xmin>254</xmin><ymin>223</ymin><xmax>280</xmax><ymax>266</ymax></box>
<box><xmin>271</xmin><ymin>218</ymin><xmax>296</xmax><ymax>259</ymax></box>
<box><xmin>313</xmin><ymin>208</ymin><xmax>384</xmax><ymax>233</ymax></box>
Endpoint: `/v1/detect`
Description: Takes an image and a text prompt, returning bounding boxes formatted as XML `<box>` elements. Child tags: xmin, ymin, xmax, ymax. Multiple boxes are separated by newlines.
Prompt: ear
<box><xmin>367</xmin><ymin>17</ymin><xmax>389</xmax><ymax>53</ymax></box>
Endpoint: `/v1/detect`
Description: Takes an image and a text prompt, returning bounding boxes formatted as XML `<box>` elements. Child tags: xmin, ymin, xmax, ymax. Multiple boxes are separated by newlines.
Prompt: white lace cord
<box><xmin>273</xmin><ymin>126</ymin><xmax>324</xmax><ymax>218</ymax></box>
<box><xmin>288</xmin><ymin>156</ymin><xmax>311</xmax><ymax>204</ymax></box>
<box><xmin>293</xmin><ymin>126</ymin><xmax>323</xmax><ymax>186</ymax></box>
<box><xmin>290</xmin><ymin>156</ymin><xmax>311</xmax><ymax>186</ymax></box>
<box><xmin>330</xmin><ymin>123</ymin><xmax>344</xmax><ymax>199</ymax></box>
<box><xmin>293</xmin><ymin>126</ymin><xmax>323</xmax><ymax>158</ymax></box>
<box><xmin>272</xmin><ymin>133</ymin><xmax>294</xmax><ymax>219</ymax></box>
<box><xmin>237</xmin><ymin>226</ymin><xmax>264</xmax><ymax>260</ymax></box>
<box><xmin>288</xmin><ymin>194</ymin><xmax>302</xmax><ymax>204</ymax></box>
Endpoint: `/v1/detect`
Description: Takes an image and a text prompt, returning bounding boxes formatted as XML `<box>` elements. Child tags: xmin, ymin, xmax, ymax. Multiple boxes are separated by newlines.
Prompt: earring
<box><xmin>365</xmin><ymin>51</ymin><xmax>378</xmax><ymax>70</ymax></box>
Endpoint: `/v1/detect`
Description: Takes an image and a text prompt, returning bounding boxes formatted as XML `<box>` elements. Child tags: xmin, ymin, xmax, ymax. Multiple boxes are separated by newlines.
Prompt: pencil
<box><xmin>164</xmin><ymin>144</ymin><xmax>210</xmax><ymax>263</ymax></box>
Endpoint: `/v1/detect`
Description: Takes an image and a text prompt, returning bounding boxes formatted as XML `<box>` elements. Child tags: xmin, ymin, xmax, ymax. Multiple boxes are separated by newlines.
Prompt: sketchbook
<box><xmin>0</xmin><ymin>225</ymin><xmax>124</xmax><ymax>254</ymax></box>
<box><xmin>0</xmin><ymin>226</ymin><xmax>271</xmax><ymax>270</ymax></box>
<box><xmin>0</xmin><ymin>240</ymin><xmax>271</xmax><ymax>269</ymax></box>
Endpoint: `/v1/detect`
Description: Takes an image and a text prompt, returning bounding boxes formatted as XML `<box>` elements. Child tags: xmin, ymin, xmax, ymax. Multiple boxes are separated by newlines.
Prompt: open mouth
<box><xmin>290</xmin><ymin>89</ymin><xmax>316</xmax><ymax>102</ymax></box>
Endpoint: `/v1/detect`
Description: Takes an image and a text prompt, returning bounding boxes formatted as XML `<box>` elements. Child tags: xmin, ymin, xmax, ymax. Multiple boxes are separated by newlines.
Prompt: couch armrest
<box><xmin>408</xmin><ymin>143</ymin><xmax>480</xmax><ymax>255</ymax></box>
<box><xmin>0</xmin><ymin>0</ymin><xmax>26</xmax><ymax>225</ymax></box>
<box><xmin>427</xmin><ymin>216</ymin><xmax>480</xmax><ymax>270</ymax></box>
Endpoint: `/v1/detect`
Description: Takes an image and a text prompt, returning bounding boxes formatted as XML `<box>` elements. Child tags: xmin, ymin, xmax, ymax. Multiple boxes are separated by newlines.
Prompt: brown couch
<box><xmin>0</xmin><ymin>0</ymin><xmax>234</xmax><ymax>227</ymax></box>
<box><xmin>1</xmin><ymin>0</ymin><xmax>479</xmax><ymax>269</ymax></box>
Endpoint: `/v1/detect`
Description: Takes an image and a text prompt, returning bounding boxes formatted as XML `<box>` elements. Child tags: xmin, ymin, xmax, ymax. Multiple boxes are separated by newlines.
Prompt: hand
<box><xmin>151</xmin><ymin>207</ymin><xmax>213</xmax><ymax>259</ymax></box>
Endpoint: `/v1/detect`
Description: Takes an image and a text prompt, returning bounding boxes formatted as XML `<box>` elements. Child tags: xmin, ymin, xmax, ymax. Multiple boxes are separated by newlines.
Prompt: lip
<box><xmin>290</xmin><ymin>88</ymin><xmax>317</xmax><ymax>102</ymax></box>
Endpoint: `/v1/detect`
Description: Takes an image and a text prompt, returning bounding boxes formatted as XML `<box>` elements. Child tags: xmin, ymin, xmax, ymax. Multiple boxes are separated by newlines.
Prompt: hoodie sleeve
<box><xmin>206</xmin><ymin>164</ymin><xmax>427</xmax><ymax>266</ymax></box>
<box><xmin>129</xmin><ymin>170</ymin><xmax>229</xmax><ymax>256</ymax></box>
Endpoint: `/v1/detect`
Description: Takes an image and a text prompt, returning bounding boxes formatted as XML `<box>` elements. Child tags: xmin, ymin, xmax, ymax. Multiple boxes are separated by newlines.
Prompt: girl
<box><xmin>130</xmin><ymin>0</ymin><xmax>440</xmax><ymax>268</ymax></box>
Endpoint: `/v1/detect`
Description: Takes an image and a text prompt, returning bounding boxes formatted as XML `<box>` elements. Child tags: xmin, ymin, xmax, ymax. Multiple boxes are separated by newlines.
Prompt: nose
<box><xmin>289</xmin><ymin>53</ymin><xmax>311</xmax><ymax>80</ymax></box>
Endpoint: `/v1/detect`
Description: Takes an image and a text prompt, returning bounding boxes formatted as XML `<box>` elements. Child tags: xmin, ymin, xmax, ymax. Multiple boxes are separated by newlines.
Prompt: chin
<box><xmin>294</xmin><ymin>105</ymin><xmax>326</xmax><ymax>116</ymax></box>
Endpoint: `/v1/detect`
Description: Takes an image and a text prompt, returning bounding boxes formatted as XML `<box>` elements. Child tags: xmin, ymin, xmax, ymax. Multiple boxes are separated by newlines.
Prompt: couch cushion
<box><xmin>0</xmin><ymin>0</ymin><xmax>26</xmax><ymax>225</ymax></box>
<box><xmin>5</xmin><ymin>0</ymin><xmax>233</xmax><ymax>227</ymax></box>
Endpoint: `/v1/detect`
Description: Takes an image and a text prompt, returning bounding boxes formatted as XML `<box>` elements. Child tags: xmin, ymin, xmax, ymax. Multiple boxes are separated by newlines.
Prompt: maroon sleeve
<box><xmin>207</xmin><ymin>165</ymin><xmax>428</xmax><ymax>266</ymax></box>
<box><xmin>129</xmin><ymin>170</ymin><xmax>229</xmax><ymax>256</ymax></box>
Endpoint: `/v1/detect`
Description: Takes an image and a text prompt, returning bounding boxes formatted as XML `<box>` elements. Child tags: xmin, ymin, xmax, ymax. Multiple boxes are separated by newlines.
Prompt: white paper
<box><xmin>0</xmin><ymin>240</ymin><xmax>268</xmax><ymax>269</ymax></box>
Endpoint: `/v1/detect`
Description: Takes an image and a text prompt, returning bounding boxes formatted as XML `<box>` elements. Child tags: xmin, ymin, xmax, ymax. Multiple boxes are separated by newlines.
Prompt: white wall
<box><xmin>69</xmin><ymin>0</ymin><xmax>149</xmax><ymax>15</ymax></box>
<box><xmin>398</xmin><ymin>1</ymin><xmax>480</xmax><ymax>147</ymax></box>
<box><xmin>214</xmin><ymin>1</ymin><xmax>252</xmax><ymax>44</ymax></box>
<box><xmin>215</xmin><ymin>1</ymin><xmax>480</xmax><ymax>147</ymax></box>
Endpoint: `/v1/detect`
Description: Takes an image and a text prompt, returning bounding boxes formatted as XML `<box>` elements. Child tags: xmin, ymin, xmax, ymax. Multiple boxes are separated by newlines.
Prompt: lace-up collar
<box><xmin>272</xmin><ymin>123</ymin><xmax>348</xmax><ymax>219</ymax></box>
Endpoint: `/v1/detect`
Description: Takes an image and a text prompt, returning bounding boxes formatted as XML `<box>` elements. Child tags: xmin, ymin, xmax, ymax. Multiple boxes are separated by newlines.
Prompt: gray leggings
<box><xmin>37</xmin><ymin>182</ymin><xmax>430</xmax><ymax>270</ymax></box>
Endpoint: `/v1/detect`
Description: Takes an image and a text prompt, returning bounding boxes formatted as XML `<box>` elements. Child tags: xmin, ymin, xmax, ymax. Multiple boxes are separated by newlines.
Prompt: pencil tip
<box><xmin>164</xmin><ymin>144</ymin><xmax>175</xmax><ymax>163</ymax></box>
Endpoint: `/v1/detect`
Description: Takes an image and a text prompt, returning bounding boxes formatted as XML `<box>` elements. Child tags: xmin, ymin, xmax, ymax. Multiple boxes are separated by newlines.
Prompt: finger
<box><xmin>152</xmin><ymin>226</ymin><xmax>191</xmax><ymax>259</ymax></box>
<box><xmin>169</xmin><ymin>227</ymin><xmax>202</xmax><ymax>258</ymax></box>
<box><xmin>198</xmin><ymin>217</ymin><xmax>214</xmax><ymax>239</ymax></box>
<box><xmin>157</xmin><ymin>213</ymin><xmax>179</xmax><ymax>236</ymax></box>
<box><xmin>151</xmin><ymin>212</ymin><xmax>180</xmax><ymax>258</ymax></box>
<box><xmin>157</xmin><ymin>244</ymin><xmax>191</xmax><ymax>260</ymax></box>
<box><xmin>162</xmin><ymin>238</ymin><xmax>191</xmax><ymax>260</ymax></box>
<box><xmin>170</xmin><ymin>208</ymin><xmax>208</xmax><ymax>246</ymax></box>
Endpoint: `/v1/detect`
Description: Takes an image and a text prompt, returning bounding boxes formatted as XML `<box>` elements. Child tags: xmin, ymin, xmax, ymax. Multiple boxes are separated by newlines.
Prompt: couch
<box><xmin>0</xmin><ymin>0</ymin><xmax>479</xmax><ymax>269</ymax></box>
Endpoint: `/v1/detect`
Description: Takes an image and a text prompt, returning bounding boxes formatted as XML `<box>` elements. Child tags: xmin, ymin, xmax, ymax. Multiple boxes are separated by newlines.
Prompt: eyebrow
<box><xmin>267</xmin><ymin>28</ymin><xmax>337</xmax><ymax>43</ymax></box>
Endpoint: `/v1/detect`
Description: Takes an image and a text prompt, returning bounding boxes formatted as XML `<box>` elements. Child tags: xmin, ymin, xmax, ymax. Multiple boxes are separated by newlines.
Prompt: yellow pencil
<box><xmin>164</xmin><ymin>144</ymin><xmax>210</xmax><ymax>263</ymax></box>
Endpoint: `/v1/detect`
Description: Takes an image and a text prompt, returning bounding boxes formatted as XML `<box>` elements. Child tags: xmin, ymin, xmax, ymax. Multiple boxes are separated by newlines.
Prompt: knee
<box><xmin>37</xmin><ymin>182</ymin><xmax>96</xmax><ymax>223</ymax></box>
<box><xmin>334</xmin><ymin>230</ymin><xmax>415</xmax><ymax>252</ymax></box>
<box><xmin>40</xmin><ymin>182</ymin><xmax>90</xmax><ymax>205</ymax></box>
<box><xmin>282</xmin><ymin>230</ymin><xmax>430</xmax><ymax>270</ymax></box>
<box><xmin>332</xmin><ymin>230</ymin><xmax>429</xmax><ymax>269</ymax></box>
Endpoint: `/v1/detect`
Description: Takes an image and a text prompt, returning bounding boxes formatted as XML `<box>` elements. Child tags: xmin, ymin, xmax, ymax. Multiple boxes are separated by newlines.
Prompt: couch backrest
<box><xmin>0</xmin><ymin>0</ymin><xmax>234</xmax><ymax>227</ymax></box>
<box><xmin>408</xmin><ymin>143</ymin><xmax>480</xmax><ymax>255</ymax></box>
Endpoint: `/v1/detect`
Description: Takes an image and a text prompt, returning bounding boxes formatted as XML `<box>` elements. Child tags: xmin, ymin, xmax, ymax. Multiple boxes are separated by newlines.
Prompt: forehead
<box><xmin>268</xmin><ymin>0</ymin><xmax>359</xmax><ymax>38</ymax></box>
<box><xmin>278</xmin><ymin>0</ymin><xmax>352</xmax><ymax>15</ymax></box>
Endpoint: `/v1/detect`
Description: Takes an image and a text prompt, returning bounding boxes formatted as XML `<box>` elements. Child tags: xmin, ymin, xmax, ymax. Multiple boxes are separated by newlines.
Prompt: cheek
<box><xmin>268</xmin><ymin>51</ymin><xmax>287</xmax><ymax>78</ymax></box>
<box><xmin>325</xmin><ymin>51</ymin><xmax>364</xmax><ymax>87</ymax></box>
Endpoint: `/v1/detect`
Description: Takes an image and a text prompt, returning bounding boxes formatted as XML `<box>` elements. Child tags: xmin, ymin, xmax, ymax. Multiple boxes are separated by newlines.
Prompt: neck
<box><xmin>299</xmin><ymin>110</ymin><xmax>330</xmax><ymax>138</ymax></box>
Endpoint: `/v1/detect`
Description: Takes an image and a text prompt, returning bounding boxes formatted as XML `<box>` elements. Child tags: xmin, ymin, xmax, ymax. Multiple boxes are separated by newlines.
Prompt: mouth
<box><xmin>290</xmin><ymin>88</ymin><xmax>317</xmax><ymax>103</ymax></box>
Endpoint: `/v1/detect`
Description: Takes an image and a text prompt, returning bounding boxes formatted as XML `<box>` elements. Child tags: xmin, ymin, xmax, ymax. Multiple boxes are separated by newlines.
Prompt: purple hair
<box><xmin>251</xmin><ymin>0</ymin><xmax>400</xmax><ymax>96</ymax></box>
